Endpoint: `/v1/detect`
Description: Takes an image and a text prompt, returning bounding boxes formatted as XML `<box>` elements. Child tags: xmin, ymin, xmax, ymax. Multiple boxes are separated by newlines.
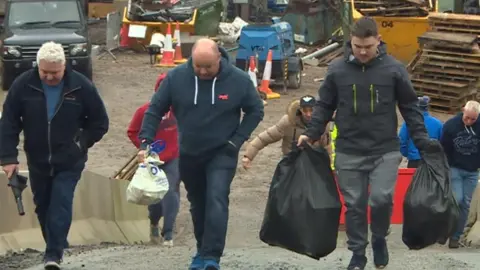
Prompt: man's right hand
<box><xmin>242</xmin><ymin>157</ymin><xmax>251</xmax><ymax>169</ymax></box>
<box><xmin>137</xmin><ymin>150</ymin><xmax>146</xmax><ymax>163</ymax></box>
<box><xmin>2</xmin><ymin>164</ymin><xmax>19</xmax><ymax>179</ymax></box>
<box><xmin>297</xmin><ymin>135</ymin><xmax>312</xmax><ymax>147</ymax></box>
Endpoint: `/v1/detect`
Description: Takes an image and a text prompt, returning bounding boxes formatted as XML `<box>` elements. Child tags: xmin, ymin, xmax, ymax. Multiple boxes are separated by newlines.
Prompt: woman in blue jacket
<box><xmin>398</xmin><ymin>96</ymin><xmax>443</xmax><ymax>168</ymax></box>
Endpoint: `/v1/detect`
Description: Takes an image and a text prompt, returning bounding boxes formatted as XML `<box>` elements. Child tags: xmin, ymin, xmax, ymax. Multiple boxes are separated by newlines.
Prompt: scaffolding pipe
<box><xmin>301</xmin><ymin>42</ymin><xmax>341</xmax><ymax>61</ymax></box>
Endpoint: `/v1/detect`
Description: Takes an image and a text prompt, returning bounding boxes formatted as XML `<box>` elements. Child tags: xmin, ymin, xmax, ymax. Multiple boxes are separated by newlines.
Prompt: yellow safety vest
<box><xmin>330</xmin><ymin>123</ymin><xmax>337</xmax><ymax>170</ymax></box>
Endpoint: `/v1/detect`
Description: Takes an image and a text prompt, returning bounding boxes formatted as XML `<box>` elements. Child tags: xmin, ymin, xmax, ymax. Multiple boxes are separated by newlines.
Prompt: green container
<box><xmin>438</xmin><ymin>0</ymin><xmax>456</xmax><ymax>12</ymax></box>
<box><xmin>281</xmin><ymin>2</ymin><xmax>341</xmax><ymax>45</ymax></box>
<box><xmin>193</xmin><ymin>0</ymin><xmax>224</xmax><ymax>36</ymax></box>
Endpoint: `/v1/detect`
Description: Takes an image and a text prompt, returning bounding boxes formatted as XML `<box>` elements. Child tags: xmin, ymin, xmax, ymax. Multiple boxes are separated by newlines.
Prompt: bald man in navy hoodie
<box><xmin>138</xmin><ymin>39</ymin><xmax>264</xmax><ymax>270</ymax></box>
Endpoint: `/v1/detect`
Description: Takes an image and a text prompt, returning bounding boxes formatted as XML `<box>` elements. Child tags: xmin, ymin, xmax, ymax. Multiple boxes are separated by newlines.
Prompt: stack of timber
<box><xmin>407</xmin><ymin>12</ymin><xmax>480</xmax><ymax>113</ymax></box>
<box><xmin>111</xmin><ymin>153</ymin><xmax>138</xmax><ymax>181</ymax></box>
<box><xmin>354</xmin><ymin>0</ymin><xmax>433</xmax><ymax>17</ymax></box>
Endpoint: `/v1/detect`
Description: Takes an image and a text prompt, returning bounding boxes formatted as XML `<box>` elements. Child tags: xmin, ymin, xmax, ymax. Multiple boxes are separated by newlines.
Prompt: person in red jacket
<box><xmin>127</xmin><ymin>73</ymin><xmax>180</xmax><ymax>247</ymax></box>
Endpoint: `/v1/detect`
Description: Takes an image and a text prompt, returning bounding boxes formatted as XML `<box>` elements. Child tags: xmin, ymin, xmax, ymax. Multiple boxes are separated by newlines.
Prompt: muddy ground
<box><xmin>0</xmin><ymin>23</ymin><xmax>473</xmax><ymax>269</ymax></box>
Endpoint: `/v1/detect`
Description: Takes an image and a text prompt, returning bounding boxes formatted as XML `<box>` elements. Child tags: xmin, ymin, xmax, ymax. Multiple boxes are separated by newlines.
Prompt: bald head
<box><xmin>191</xmin><ymin>38</ymin><xmax>221</xmax><ymax>80</ymax></box>
<box><xmin>192</xmin><ymin>38</ymin><xmax>220</xmax><ymax>57</ymax></box>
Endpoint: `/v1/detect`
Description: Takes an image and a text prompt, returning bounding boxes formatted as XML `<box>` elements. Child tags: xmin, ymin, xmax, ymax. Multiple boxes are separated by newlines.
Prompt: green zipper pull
<box><xmin>370</xmin><ymin>84</ymin><xmax>374</xmax><ymax>113</ymax></box>
<box><xmin>352</xmin><ymin>84</ymin><xmax>357</xmax><ymax>114</ymax></box>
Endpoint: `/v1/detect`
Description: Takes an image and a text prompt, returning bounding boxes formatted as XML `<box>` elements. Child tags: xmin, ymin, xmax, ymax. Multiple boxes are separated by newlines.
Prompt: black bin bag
<box><xmin>402</xmin><ymin>141</ymin><xmax>460</xmax><ymax>250</ymax></box>
<box><xmin>259</xmin><ymin>144</ymin><xmax>341</xmax><ymax>260</ymax></box>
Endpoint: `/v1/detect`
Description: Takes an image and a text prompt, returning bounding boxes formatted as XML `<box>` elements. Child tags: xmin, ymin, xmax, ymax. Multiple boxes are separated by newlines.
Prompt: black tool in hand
<box><xmin>7</xmin><ymin>171</ymin><xmax>28</xmax><ymax>216</ymax></box>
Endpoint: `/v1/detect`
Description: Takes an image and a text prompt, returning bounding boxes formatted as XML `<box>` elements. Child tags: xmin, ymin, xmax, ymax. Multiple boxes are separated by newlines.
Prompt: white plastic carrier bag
<box><xmin>126</xmin><ymin>153</ymin><xmax>169</xmax><ymax>205</ymax></box>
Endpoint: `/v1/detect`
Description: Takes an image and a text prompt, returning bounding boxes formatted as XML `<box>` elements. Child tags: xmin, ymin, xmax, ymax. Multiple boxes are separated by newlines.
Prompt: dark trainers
<box><xmin>372</xmin><ymin>238</ymin><xmax>389</xmax><ymax>269</ymax></box>
<box><xmin>189</xmin><ymin>253</ymin><xmax>204</xmax><ymax>270</ymax></box>
<box><xmin>44</xmin><ymin>259</ymin><xmax>61</xmax><ymax>270</ymax></box>
<box><xmin>203</xmin><ymin>259</ymin><xmax>220</xmax><ymax>270</ymax></box>
<box><xmin>150</xmin><ymin>225</ymin><xmax>161</xmax><ymax>245</ymax></box>
<box><xmin>448</xmin><ymin>238</ymin><xmax>460</xmax><ymax>249</ymax></box>
<box><xmin>347</xmin><ymin>254</ymin><xmax>367</xmax><ymax>270</ymax></box>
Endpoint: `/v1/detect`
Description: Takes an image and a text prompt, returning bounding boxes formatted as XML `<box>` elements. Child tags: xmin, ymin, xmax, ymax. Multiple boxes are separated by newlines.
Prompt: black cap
<box><xmin>418</xmin><ymin>96</ymin><xmax>430</xmax><ymax>110</ymax></box>
<box><xmin>300</xmin><ymin>95</ymin><xmax>316</xmax><ymax>108</ymax></box>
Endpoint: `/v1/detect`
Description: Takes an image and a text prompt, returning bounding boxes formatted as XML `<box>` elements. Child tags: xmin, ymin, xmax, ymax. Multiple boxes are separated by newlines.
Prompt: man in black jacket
<box><xmin>298</xmin><ymin>18</ymin><xmax>431</xmax><ymax>270</ymax></box>
<box><xmin>0</xmin><ymin>41</ymin><xmax>109</xmax><ymax>270</ymax></box>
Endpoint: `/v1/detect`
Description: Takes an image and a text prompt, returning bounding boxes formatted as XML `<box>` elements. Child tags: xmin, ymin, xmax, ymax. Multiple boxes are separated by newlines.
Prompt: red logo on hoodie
<box><xmin>218</xmin><ymin>94</ymin><xmax>228</xmax><ymax>100</ymax></box>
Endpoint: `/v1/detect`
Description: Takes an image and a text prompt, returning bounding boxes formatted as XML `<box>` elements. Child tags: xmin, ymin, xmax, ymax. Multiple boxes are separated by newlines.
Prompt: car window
<box><xmin>8</xmin><ymin>1</ymin><xmax>80</xmax><ymax>27</ymax></box>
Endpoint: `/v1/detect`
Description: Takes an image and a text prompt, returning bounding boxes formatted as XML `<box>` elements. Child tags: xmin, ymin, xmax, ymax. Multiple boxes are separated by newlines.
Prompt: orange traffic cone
<box><xmin>258</xmin><ymin>50</ymin><xmax>280</xmax><ymax>99</ymax></box>
<box><xmin>174</xmin><ymin>22</ymin><xmax>187</xmax><ymax>64</ymax></box>
<box><xmin>248</xmin><ymin>56</ymin><xmax>257</xmax><ymax>88</ymax></box>
<box><xmin>120</xmin><ymin>24</ymin><xmax>130</xmax><ymax>48</ymax></box>
<box><xmin>248</xmin><ymin>56</ymin><xmax>266</xmax><ymax>105</ymax></box>
<box><xmin>157</xmin><ymin>23</ymin><xmax>176</xmax><ymax>67</ymax></box>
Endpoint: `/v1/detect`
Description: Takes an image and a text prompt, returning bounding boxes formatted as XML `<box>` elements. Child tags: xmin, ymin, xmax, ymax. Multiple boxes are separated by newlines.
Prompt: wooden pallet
<box><xmin>409</xmin><ymin>30</ymin><xmax>480</xmax><ymax>113</ymax></box>
<box><xmin>418</xmin><ymin>32</ymin><xmax>478</xmax><ymax>52</ymax></box>
<box><xmin>429</xmin><ymin>12</ymin><xmax>480</xmax><ymax>37</ymax></box>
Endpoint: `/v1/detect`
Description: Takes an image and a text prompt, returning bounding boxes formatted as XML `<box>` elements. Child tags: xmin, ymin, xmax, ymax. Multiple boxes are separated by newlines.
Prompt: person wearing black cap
<box><xmin>242</xmin><ymin>95</ymin><xmax>330</xmax><ymax>169</ymax></box>
<box><xmin>399</xmin><ymin>96</ymin><xmax>443</xmax><ymax>168</ymax></box>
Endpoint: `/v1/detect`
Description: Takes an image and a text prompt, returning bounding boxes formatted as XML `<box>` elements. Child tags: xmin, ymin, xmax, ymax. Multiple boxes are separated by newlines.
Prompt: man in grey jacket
<box><xmin>298</xmin><ymin>17</ymin><xmax>431</xmax><ymax>270</ymax></box>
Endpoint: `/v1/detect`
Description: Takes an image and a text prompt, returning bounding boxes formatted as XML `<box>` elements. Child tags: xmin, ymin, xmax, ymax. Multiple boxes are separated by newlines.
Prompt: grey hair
<box><xmin>464</xmin><ymin>100</ymin><xmax>480</xmax><ymax>114</ymax></box>
<box><xmin>36</xmin><ymin>41</ymin><xmax>65</xmax><ymax>65</ymax></box>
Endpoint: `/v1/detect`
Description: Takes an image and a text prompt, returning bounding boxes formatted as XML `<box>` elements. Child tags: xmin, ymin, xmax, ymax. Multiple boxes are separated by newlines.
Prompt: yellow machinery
<box><xmin>120</xmin><ymin>0</ymin><xmax>223</xmax><ymax>49</ymax></box>
<box><xmin>350</xmin><ymin>0</ymin><xmax>438</xmax><ymax>64</ymax></box>
<box><xmin>121</xmin><ymin>6</ymin><xmax>197</xmax><ymax>45</ymax></box>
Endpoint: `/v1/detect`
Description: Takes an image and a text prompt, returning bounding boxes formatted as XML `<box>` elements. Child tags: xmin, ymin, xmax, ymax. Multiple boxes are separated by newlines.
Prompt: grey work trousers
<box><xmin>335</xmin><ymin>151</ymin><xmax>402</xmax><ymax>255</ymax></box>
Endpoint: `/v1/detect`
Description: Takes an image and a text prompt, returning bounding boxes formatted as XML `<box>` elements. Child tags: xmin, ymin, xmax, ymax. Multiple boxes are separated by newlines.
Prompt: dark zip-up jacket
<box><xmin>139</xmin><ymin>47</ymin><xmax>264</xmax><ymax>156</ymax></box>
<box><xmin>0</xmin><ymin>67</ymin><xmax>109</xmax><ymax>173</ymax></box>
<box><xmin>304</xmin><ymin>42</ymin><xmax>428</xmax><ymax>155</ymax></box>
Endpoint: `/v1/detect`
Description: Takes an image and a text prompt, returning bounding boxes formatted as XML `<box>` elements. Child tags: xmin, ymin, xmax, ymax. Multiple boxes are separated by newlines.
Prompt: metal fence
<box><xmin>106</xmin><ymin>11</ymin><xmax>122</xmax><ymax>51</ymax></box>
<box><xmin>100</xmin><ymin>11</ymin><xmax>122</xmax><ymax>60</ymax></box>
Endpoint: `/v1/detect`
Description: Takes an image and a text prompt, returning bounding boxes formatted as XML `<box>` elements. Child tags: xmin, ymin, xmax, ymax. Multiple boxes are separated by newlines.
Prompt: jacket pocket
<box><xmin>337</xmin><ymin>80</ymin><xmax>357</xmax><ymax>115</ymax></box>
<box><xmin>370</xmin><ymin>78</ymin><xmax>395</xmax><ymax>114</ymax></box>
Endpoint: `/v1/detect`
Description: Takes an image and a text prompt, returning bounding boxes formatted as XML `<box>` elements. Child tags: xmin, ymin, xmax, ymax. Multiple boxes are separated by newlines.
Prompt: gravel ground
<box><xmin>0</xmin><ymin>23</ymin><xmax>468</xmax><ymax>269</ymax></box>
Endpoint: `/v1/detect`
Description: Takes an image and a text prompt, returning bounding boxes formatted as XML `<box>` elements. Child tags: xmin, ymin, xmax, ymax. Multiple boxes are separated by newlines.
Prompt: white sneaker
<box><xmin>44</xmin><ymin>260</ymin><xmax>61</xmax><ymax>270</ymax></box>
<box><xmin>163</xmin><ymin>239</ymin><xmax>173</xmax><ymax>247</ymax></box>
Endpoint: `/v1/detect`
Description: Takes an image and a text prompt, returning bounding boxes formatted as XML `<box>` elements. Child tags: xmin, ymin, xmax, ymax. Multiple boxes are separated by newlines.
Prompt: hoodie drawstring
<box><xmin>194</xmin><ymin>76</ymin><xmax>217</xmax><ymax>105</ymax></box>
<box><xmin>465</xmin><ymin>125</ymin><xmax>477</xmax><ymax>135</ymax></box>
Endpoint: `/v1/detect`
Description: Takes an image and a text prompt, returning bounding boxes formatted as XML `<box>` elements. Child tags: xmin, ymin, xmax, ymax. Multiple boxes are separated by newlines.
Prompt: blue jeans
<box><xmin>451</xmin><ymin>167</ymin><xmax>479</xmax><ymax>240</ymax></box>
<box><xmin>179</xmin><ymin>147</ymin><xmax>238</xmax><ymax>263</ymax></box>
<box><xmin>148</xmin><ymin>158</ymin><xmax>180</xmax><ymax>240</ymax></box>
<box><xmin>28</xmin><ymin>161</ymin><xmax>85</xmax><ymax>261</ymax></box>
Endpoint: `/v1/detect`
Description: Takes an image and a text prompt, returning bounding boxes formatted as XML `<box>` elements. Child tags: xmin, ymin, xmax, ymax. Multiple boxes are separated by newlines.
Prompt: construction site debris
<box><xmin>127</xmin><ymin>0</ymin><xmax>217</xmax><ymax>22</ymax></box>
<box><xmin>218</xmin><ymin>17</ymin><xmax>248</xmax><ymax>44</ymax></box>
<box><xmin>354</xmin><ymin>0</ymin><xmax>431</xmax><ymax>17</ymax></box>
<box><xmin>408</xmin><ymin>13</ymin><xmax>480</xmax><ymax>114</ymax></box>
<box><xmin>316</xmin><ymin>47</ymin><xmax>343</xmax><ymax>66</ymax></box>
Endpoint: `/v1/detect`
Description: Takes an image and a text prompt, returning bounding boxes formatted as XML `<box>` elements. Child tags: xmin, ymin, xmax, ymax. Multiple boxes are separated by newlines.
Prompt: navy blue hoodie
<box><xmin>139</xmin><ymin>47</ymin><xmax>264</xmax><ymax>156</ymax></box>
<box><xmin>440</xmin><ymin>113</ymin><xmax>480</xmax><ymax>172</ymax></box>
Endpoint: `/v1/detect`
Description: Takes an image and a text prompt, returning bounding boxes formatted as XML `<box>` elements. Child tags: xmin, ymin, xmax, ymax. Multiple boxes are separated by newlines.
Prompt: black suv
<box><xmin>0</xmin><ymin>0</ymin><xmax>92</xmax><ymax>90</ymax></box>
